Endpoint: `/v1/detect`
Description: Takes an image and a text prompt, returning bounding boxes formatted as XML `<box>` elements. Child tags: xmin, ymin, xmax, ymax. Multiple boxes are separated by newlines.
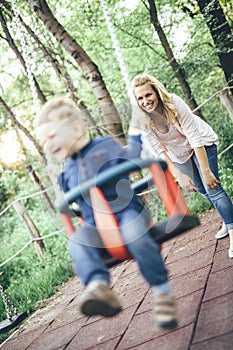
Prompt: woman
<box><xmin>129</xmin><ymin>72</ymin><xmax>233</xmax><ymax>258</ymax></box>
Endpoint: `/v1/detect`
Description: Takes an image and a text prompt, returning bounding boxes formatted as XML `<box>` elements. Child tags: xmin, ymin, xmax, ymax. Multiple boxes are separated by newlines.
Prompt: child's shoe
<box><xmin>154</xmin><ymin>292</ymin><xmax>178</xmax><ymax>331</ymax></box>
<box><xmin>79</xmin><ymin>281</ymin><xmax>122</xmax><ymax>317</ymax></box>
<box><xmin>215</xmin><ymin>224</ymin><xmax>228</xmax><ymax>239</ymax></box>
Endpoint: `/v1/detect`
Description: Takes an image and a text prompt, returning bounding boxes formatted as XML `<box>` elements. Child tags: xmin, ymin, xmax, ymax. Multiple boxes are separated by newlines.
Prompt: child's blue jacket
<box><xmin>59</xmin><ymin>135</ymin><xmax>145</xmax><ymax>225</ymax></box>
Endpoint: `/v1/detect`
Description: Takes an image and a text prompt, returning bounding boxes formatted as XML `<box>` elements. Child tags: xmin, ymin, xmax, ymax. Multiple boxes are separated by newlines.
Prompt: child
<box><xmin>36</xmin><ymin>98</ymin><xmax>178</xmax><ymax>331</ymax></box>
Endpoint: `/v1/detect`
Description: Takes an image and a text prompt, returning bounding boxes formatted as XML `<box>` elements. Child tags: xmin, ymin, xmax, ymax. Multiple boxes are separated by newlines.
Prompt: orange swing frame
<box><xmin>60</xmin><ymin>159</ymin><xmax>197</xmax><ymax>262</ymax></box>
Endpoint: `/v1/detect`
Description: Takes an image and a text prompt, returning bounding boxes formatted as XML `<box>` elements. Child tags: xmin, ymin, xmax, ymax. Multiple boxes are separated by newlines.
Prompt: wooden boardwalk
<box><xmin>1</xmin><ymin>208</ymin><xmax>233</xmax><ymax>350</ymax></box>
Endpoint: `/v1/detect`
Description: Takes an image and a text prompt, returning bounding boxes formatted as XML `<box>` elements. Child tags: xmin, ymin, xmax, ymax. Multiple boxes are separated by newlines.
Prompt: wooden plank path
<box><xmin>1</xmin><ymin>208</ymin><xmax>233</xmax><ymax>350</ymax></box>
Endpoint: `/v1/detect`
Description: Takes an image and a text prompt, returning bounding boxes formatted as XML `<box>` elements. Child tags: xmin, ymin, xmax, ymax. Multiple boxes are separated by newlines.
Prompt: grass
<box><xmin>0</xmin><ymin>205</ymin><xmax>73</xmax><ymax>344</ymax></box>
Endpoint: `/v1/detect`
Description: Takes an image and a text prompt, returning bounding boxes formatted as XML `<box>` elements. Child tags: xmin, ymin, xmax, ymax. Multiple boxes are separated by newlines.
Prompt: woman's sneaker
<box><xmin>154</xmin><ymin>292</ymin><xmax>178</xmax><ymax>331</ymax></box>
<box><xmin>215</xmin><ymin>225</ymin><xmax>229</xmax><ymax>239</ymax></box>
<box><xmin>79</xmin><ymin>281</ymin><xmax>122</xmax><ymax>317</ymax></box>
<box><xmin>228</xmin><ymin>248</ymin><xmax>233</xmax><ymax>259</ymax></box>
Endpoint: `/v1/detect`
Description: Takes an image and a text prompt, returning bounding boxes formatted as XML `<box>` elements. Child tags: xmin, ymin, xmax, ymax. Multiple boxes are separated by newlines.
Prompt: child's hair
<box><xmin>131</xmin><ymin>73</ymin><xmax>178</xmax><ymax>125</ymax></box>
<box><xmin>36</xmin><ymin>98</ymin><xmax>82</xmax><ymax>127</ymax></box>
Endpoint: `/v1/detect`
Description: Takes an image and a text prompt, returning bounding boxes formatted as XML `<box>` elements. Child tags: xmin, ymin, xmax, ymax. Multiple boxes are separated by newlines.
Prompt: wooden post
<box><xmin>218</xmin><ymin>89</ymin><xmax>233</xmax><ymax>123</ymax></box>
<box><xmin>26</xmin><ymin>164</ymin><xmax>55</xmax><ymax>214</ymax></box>
<box><xmin>13</xmin><ymin>201</ymin><xmax>45</xmax><ymax>262</ymax></box>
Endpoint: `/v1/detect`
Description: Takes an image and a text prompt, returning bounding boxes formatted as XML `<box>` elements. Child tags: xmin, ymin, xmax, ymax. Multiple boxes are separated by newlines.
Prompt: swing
<box><xmin>59</xmin><ymin>158</ymin><xmax>200</xmax><ymax>266</ymax></box>
<box><xmin>0</xmin><ymin>274</ymin><xmax>27</xmax><ymax>334</ymax></box>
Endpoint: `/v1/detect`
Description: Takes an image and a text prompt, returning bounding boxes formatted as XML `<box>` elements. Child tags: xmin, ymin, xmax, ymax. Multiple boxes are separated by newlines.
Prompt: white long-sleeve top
<box><xmin>144</xmin><ymin>94</ymin><xmax>218</xmax><ymax>164</ymax></box>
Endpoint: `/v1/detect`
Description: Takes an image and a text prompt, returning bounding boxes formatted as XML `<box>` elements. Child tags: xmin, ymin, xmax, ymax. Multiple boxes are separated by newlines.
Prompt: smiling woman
<box><xmin>129</xmin><ymin>72</ymin><xmax>233</xmax><ymax>259</ymax></box>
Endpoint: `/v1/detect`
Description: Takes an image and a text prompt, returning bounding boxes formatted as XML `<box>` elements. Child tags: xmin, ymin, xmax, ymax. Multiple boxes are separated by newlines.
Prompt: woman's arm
<box><xmin>173</xmin><ymin>94</ymin><xmax>218</xmax><ymax>148</ymax></box>
<box><xmin>194</xmin><ymin>146</ymin><xmax>219</xmax><ymax>189</ymax></box>
<box><xmin>163</xmin><ymin>147</ymin><xmax>219</xmax><ymax>191</ymax></box>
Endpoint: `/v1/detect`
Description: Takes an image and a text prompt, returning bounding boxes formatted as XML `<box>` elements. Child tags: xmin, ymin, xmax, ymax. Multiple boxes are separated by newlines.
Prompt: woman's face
<box><xmin>134</xmin><ymin>82</ymin><xmax>159</xmax><ymax>113</ymax></box>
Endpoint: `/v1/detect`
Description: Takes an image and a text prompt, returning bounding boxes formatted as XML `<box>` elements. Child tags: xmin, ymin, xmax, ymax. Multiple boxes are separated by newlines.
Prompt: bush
<box><xmin>0</xmin><ymin>205</ymin><xmax>73</xmax><ymax>344</ymax></box>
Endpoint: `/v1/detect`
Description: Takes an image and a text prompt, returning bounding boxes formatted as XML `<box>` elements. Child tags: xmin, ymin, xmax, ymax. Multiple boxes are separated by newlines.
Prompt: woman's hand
<box><xmin>162</xmin><ymin>153</ymin><xmax>196</xmax><ymax>192</ymax></box>
<box><xmin>202</xmin><ymin>169</ymin><xmax>220</xmax><ymax>189</ymax></box>
<box><xmin>194</xmin><ymin>147</ymin><xmax>219</xmax><ymax>190</ymax></box>
<box><xmin>177</xmin><ymin>173</ymin><xmax>196</xmax><ymax>192</ymax></box>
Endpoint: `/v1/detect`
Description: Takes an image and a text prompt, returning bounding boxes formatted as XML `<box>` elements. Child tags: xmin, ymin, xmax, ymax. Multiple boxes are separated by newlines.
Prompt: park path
<box><xmin>1</xmin><ymin>208</ymin><xmax>233</xmax><ymax>350</ymax></box>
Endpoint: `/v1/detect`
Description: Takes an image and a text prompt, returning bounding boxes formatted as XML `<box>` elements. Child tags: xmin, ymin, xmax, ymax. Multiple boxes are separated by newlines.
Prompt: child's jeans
<box><xmin>175</xmin><ymin>144</ymin><xmax>233</xmax><ymax>230</ymax></box>
<box><xmin>69</xmin><ymin>208</ymin><xmax>168</xmax><ymax>286</ymax></box>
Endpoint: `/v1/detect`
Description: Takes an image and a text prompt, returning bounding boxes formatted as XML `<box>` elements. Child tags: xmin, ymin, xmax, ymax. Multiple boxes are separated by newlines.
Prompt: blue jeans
<box><xmin>68</xmin><ymin>208</ymin><xmax>168</xmax><ymax>286</ymax></box>
<box><xmin>175</xmin><ymin>145</ymin><xmax>233</xmax><ymax>230</ymax></box>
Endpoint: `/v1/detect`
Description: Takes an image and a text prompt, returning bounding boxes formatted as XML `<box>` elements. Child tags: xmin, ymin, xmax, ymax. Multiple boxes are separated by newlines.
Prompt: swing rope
<box><xmin>1</xmin><ymin>0</ymin><xmax>51</xmax><ymax>333</ymax></box>
<box><xmin>11</xmin><ymin>0</ymin><xmax>40</xmax><ymax>117</ymax></box>
<box><xmin>100</xmin><ymin>0</ymin><xmax>136</xmax><ymax>105</ymax></box>
<box><xmin>11</xmin><ymin>0</ymin><xmax>64</xmax><ymax>206</ymax></box>
<box><xmin>0</xmin><ymin>282</ymin><xmax>18</xmax><ymax>321</ymax></box>
<box><xmin>0</xmin><ymin>0</ymin><xmax>35</xmax><ymax>334</ymax></box>
<box><xmin>100</xmin><ymin>0</ymin><xmax>149</xmax><ymax>151</ymax></box>
<box><xmin>0</xmin><ymin>272</ymin><xmax>28</xmax><ymax>334</ymax></box>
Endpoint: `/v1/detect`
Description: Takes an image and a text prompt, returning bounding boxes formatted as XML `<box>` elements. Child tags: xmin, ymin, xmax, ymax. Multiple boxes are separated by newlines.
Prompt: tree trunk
<box><xmin>218</xmin><ymin>89</ymin><xmax>233</xmax><ymax>123</ymax></box>
<box><xmin>26</xmin><ymin>164</ymin><xmax>56</xmax><ymax>214</ymax></box>
<box><xmin>27</xmin><ymin>0</ymin><xmax>125</xmax><ymax>142</ymax></box>
<box><xmin>0</xmin><ymin>97</ymin><xmax>46</xmax><ymax>162</ymax></box>
<box><xmin>197</xmin><ymin>0</ymin><xmax>233</xmax><ymax>95</ymax></box>
<box><xmin>18</xmin><ymin>14</ymin><xmax>102</xmax><ymax>136</ymax></box>
<box><xmin>148</xmin><ymin>0</ymin><xmax>205</xmax><ymax>119</ymax></box>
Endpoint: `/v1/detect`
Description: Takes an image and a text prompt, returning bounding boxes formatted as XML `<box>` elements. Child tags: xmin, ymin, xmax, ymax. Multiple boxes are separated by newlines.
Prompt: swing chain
<box><xmin>0</xmin><ymin>284</ymin><xmax>18</xmax><ymax>321</ymax></box>
<box><xmin>100</xmin><ymin>0</ymin><xmax>136</xmax><ymax>104</ymax></box>
<box><xmin>10</xmin><ymin>0</ymin><xmax>64</xmax><ymax>206</ymax></box>
<box><xmin>11</xmin><ymin>0</ymin><xmax>40</xmax><ymax>116</ymax></box>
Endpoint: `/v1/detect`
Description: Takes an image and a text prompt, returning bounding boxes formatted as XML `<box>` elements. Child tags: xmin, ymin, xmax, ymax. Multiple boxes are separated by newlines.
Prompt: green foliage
<box><xmin>220</xmin><ymin>0</ymin><xmax>233</xmax><ymax>28</ymax></box>
<box><xmin>218</xmin><ymin>162</ymin><xmax>233</xmax><ymax>197</ymax></box>
<box><xmin>187</xmin><ymin>192</ymin><xmax>212</xmax><ymax>214</ymax></box>
<box><xmin>0</xmin><ymin>205</ymin><xmax>73</xmax><ymax>344</ymax></box>
<box><xmin>0</xmin><ymin>169</ymin><xmax>20</xmax><ymax>213</ymax></box>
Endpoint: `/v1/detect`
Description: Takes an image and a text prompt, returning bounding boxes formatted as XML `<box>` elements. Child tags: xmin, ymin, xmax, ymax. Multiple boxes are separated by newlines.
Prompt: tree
<box><xmin>146</xmin><ymin>0</ymin><xmax>203</xmax><ymax>116</ymax></box>
<box><xmin>18</xmin><ymin>10</ymin><xmax>102</xmax><ymax>136</ymax></box>
<box><xmin>0</xmin><ymin>96</ymin><xmax>45</xmax><ymax>161</ymax></box>
<box><xmin>197</xmin><ymin>0</ymin><xmax>233</xmax><ymax>95</ymax></box>
<box><xmin>27</xmin><ymin>0</ymin><xmax>125</xmax><ymax>141</ymax></box>
<box><xmin>0</xmin><ymin>5</ymin><xmax>46</xmax><ymax>104</ymax></box>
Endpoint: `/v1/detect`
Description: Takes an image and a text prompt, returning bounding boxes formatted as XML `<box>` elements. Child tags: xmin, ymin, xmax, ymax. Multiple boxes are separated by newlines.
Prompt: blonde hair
<box><xmin>131</xmin><ymin>73</ymin><xmax>177</xmax><ymax>125</ymax></box>
<box><xmin>36</xmin><ymin>98</ymin><xmax>83</xmax><ymax>127</ymax></box>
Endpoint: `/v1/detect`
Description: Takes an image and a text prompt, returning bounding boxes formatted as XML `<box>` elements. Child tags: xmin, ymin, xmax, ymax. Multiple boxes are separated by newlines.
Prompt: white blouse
<box><xmin>145</xmin><ymin>94</ymin><xmax>218</xmax><ymax>164</ymax></box>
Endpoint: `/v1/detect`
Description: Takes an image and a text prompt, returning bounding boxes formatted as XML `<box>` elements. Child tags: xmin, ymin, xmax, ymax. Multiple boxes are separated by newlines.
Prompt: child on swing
<box><xmin>36</xmin><ymin>98</ymin><xmax>178</xmax><ymax>331</ymax></box>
